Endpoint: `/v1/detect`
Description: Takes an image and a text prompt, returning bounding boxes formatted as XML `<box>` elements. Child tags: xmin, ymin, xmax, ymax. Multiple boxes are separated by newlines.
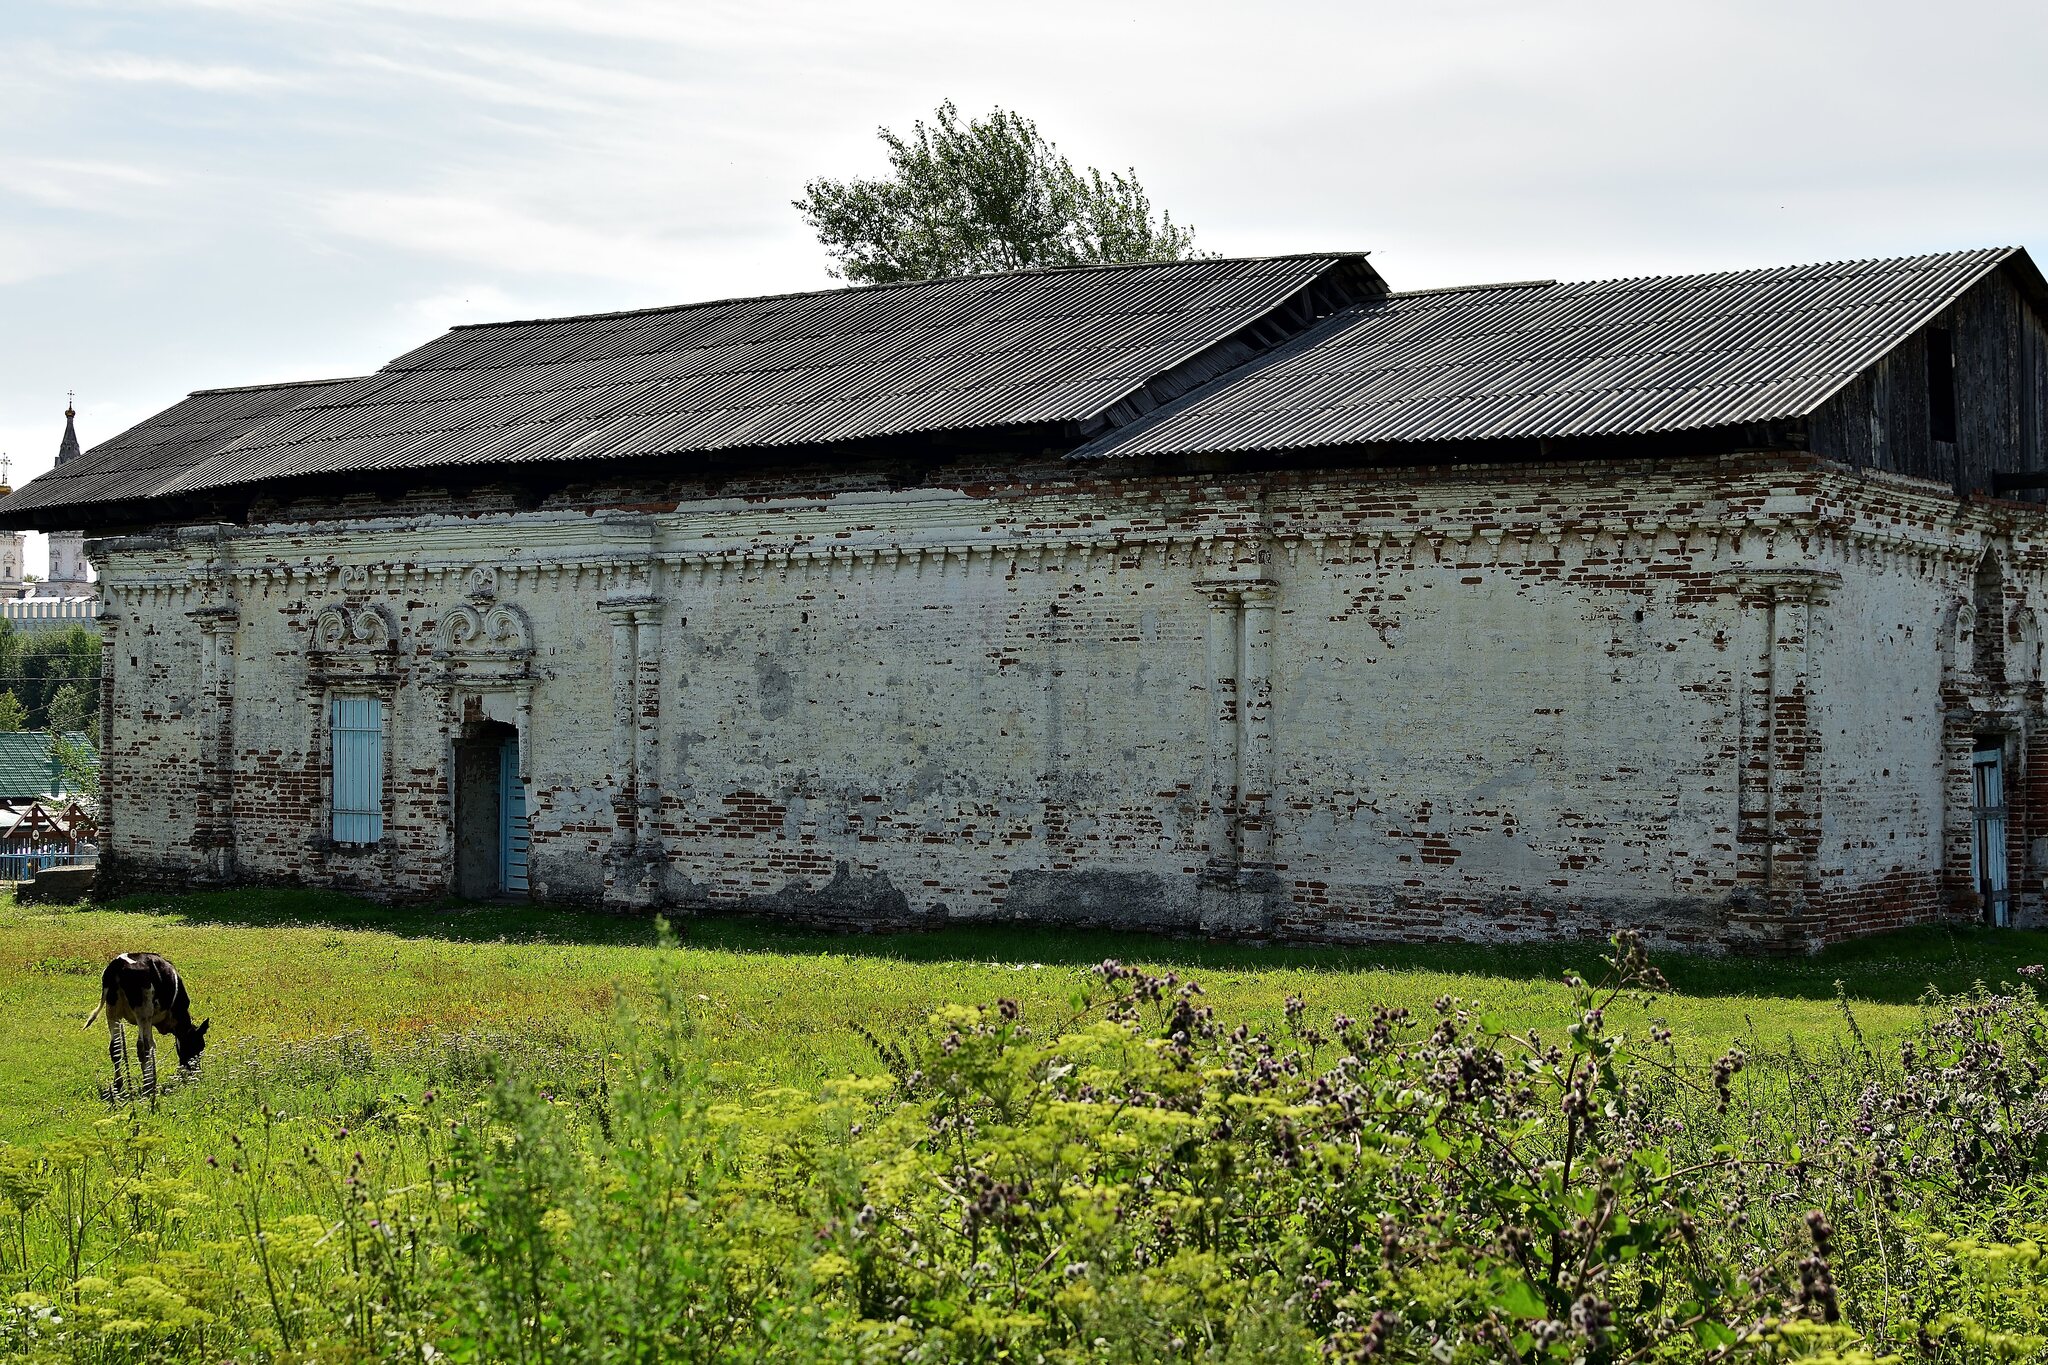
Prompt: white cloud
<box><xmin>399</xmin><ymin>283</ymin><xmax>519</xmax><ymax>332</ymax></box>
<box><xmin>319</xmin><ymin>191</ymin><xmax>707</xmax><ymax>289</ymax></box>
<box><xmin>77</xmin><ymin>53</ymin><xmax>290</xmax><ymax>90</ymax></box>
<box><xmin>174</xmin><ymin>0</ymin><xmax>876</xmax><ymax>50</ymax></box>
<box><xmin>340</xmin><ymin>53</ymin><xmax>601</xmax><ymax>114</ymax></box>
<box><xmin>0</xmin><ymin>158</ymin><xmax>173</xmax><ymax>212</ymax></box>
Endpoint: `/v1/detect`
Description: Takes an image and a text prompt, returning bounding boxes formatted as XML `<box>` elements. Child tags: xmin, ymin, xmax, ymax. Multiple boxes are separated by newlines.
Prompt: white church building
<box><xmin>0</xmin><ymin>403</ymin><xmax>98</xmax><ymax>633</ymax></box>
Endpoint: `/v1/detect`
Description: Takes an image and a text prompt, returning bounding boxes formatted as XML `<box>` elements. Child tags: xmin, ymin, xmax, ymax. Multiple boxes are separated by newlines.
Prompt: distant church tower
<box><xmin>0</xmin><ymin>456</ymin><xmax>23</xmax><ymax>599</ymax></box>
<box><xmin>41</xmin><ymin>401</ymin><xmax>93</xmax><ymax>599</ymax></box>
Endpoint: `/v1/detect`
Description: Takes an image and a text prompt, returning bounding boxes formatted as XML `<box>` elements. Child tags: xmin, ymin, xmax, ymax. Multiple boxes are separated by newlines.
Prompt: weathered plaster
<box><xmin>89</xmin><ymin>453</ymin><xmax>2048</xmax><ymax>948</ymax></box>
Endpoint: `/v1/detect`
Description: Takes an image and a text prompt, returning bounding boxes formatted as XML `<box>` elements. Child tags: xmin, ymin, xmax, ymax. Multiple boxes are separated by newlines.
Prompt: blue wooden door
<box><xmin>1973</xmin><ymin>742</ymin><xmax>2009</xmax><ymax>927</ymax></box>
<box><xmin>498</xmin><ymin>738</ymin><xmax>529</xmax><ymax>895</ymax></box>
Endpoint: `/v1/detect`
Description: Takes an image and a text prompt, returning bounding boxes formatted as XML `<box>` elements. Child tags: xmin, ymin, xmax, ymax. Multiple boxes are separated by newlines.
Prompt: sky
<box><xmin>4</xmin><ymin>0</ymin><xmax>2046</xmax><ymax>573</ymax></box>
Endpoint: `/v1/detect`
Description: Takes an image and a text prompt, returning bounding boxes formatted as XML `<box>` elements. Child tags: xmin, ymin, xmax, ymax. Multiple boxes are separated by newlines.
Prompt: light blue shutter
<box><xmin>499</xmin><ymin>739</ymin><xmax>529</xmax><ymax>894</ymax></box>
<box><xmin>330</xmin><ymin>696</ymin><xmax>386</xmax><ymax>844</ymax></box>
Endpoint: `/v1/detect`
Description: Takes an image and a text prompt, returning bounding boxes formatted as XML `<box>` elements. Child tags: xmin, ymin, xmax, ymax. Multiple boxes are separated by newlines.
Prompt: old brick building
<box><xmin>6</xmin><ymin>246</ymin><xmax>2047</xmax><ymax>949</ymax></box>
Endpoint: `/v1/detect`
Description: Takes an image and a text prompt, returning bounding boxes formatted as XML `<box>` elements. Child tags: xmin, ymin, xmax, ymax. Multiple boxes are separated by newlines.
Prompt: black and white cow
<box><xmin>83</xmin><ymin>953</ymin><xmax>209</xmax><ymax>1099</ymax></box>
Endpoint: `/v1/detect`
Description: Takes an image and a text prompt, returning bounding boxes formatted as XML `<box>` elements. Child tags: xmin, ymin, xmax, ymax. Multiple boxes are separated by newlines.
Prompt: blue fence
<box><xmin>0</xmin><ymin>847</ymin><xmax>96</xmax><ymax>882</ymax></box>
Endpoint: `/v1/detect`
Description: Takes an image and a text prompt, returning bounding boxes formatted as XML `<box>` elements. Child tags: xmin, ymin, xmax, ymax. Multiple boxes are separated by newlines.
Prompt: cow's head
<box><xmin>175</xmin><ymin>1018</ymin><xmax>210</xmax><ymax>1070</ymax></box>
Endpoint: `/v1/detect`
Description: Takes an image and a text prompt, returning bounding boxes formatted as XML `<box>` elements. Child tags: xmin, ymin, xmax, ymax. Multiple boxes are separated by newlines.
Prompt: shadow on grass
<box><xmin>65</xmin><ymin>886</ymin><xmax>2048</xmax><ymax>1006</ymax></box>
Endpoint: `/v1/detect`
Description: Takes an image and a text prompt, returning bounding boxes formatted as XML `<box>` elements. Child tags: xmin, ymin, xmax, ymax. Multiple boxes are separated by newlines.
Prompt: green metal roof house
<box><xmin>0</xmin><ymin>732</ymin><xmax>94</xmax><ymax>800</ymax></box>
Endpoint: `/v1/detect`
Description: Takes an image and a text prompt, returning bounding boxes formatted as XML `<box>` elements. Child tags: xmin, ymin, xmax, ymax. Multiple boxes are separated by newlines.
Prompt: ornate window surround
<box><xmin>306</xmin><ymin>603</ymin><xmax>401</xmax><ymax>855</ymax></box>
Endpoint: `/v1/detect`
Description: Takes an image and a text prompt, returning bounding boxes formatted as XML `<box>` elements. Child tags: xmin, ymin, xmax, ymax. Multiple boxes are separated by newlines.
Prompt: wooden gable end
<box><xmin>1808</xmin><ymin>257</ymin><xmax>2048</xmax><ymax>499</ymax></box>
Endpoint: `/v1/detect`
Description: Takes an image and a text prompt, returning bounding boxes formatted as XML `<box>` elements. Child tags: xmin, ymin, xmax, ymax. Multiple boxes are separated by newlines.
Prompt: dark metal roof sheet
<box><xmin>0</xmin><ymin>253</ymin><xmax>1373</xmax><ymax>525</ymax></box>
<box><xmin>0</xmin><ymin>378</ymin><xmax>365</xmax><ymax>517</ymax></box>
<box><xmin>6</xmin><ymin>247</ymin><xmax>2030</xmax><ymax>530</ymax></box>
<box><xmin>1076</xmin><ymin>248</ymin><xmax>2021</xmax><ymax>458</ymax></box>
<box><xmin>149</xmin><ymin>254</ymin><xmax>1365</xmax><ymax>498</ymax></box>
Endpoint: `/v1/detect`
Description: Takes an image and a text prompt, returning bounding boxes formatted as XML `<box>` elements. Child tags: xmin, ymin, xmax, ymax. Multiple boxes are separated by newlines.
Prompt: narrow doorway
<box><xmin>1972</xmin><ymin>737</ymin><xmax>2011</xmax><ymax>927</ymax></box>
<box><xmin>454</xmin><ymin>719</ymin><xmax>528</xmax><ymax>899</ymax></box>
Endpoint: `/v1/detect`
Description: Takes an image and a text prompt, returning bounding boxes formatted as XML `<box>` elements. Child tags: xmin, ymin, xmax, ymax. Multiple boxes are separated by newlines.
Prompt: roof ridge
<box><xmin>1549</xmin><ymin>246</ymin><xmax>2017</xmax><ymax>293</ymax></box>
<box><xmin>439</xmin><ymin>251</ymin><xmax>1370</xmax><ymax>334</ymax></box>
<box><xmin>187</xmin><ymin>376</ymin><xmax>365</xmax><ymax>397</ymax></box>
<box><xmin>1389</xmin><ymin>279</ymin><xmax>1558</xmax><ymax>299</ymax></box>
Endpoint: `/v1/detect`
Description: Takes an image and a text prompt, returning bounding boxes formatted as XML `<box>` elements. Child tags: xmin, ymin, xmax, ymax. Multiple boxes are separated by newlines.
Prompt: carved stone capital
<box><xmin>598</xmin><ymin>593</ymin><xmax>660</xmax><ymax>625</ymax></box>
<box><xmin>186</xmin><ymin>605</ymin><xmax>240</xmax><ymax>634</ymax></box>
<box><xmin>1195</xmin><ymin>575</ymin><xmax>1275</xmax><ymax>606</ymax></box>
<box><xmin>1715</xmin><ymin>568</ymin><xmax>1842</xmax><ymax>604</ymax></box>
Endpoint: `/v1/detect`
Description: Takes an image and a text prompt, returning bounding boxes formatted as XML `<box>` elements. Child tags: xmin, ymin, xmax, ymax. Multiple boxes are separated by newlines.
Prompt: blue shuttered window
<box><xmin>330</xmin><ymin>696</ymin><xmax>386</xmax><ymax>845</ymax></box>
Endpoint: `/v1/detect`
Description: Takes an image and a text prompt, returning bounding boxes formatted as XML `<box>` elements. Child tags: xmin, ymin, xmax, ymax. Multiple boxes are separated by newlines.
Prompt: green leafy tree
<box><xmin>49</xmin><ymin>731</ymin><xmax>98</xmax><ymax>800</ymax></box>
<box><xmin>46</xmin><ymin>681</ymin><xmax>91</xmax><ymax>737</ymax></box>
<box><xmin>796</xmin><ymin>100</ymin><xmax>1201</xmax><ymax>285</ymax></box>
<box><xmin>1</xmin><ymin>624</ymin><xmax>100</xmax><ymax>729</ymax></box>
<box><xmin>28</xmin><ymin>623</ymin><xmax>100</xmax><ymax>693</ymax></box>
<box><xmin>0</xmin><ymin>620</ymin><xmax>21</xmax><ymax>694</ymax></box>
<box><xmin>0</xmin><ymin>690</ymin><xmax>26</xmax><ymax>731</ymax></box>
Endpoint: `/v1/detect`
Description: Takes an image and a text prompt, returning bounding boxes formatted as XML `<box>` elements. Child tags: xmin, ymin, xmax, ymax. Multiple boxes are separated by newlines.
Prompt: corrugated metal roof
<box><xmin>1</xmin><ymin>254</ymin><xmax>1373</xmax><ymax>525</ymax></box>
<box><xmin>0</xmin><ymin>378</ymin><xmax>364</xmax><ymax>517</ymax></box>
<box><xmin>3</xmin><ymin>246</ymin><xmax>2028</xmax><ymax>528</ymax></box>
<box><xmin>0</xmin><ymin>732</ymin><xmax>93</xmax><ymax>801</ymax></box>
<box><xmin>1077</xmin><ymin>248</ymin><xmax>2020</xmax><ymax>458</ymax></box>
<box><xmin>146</xmin><ymin>253</ymin><xmax>1369</xmax><ymax>498</ymax></box>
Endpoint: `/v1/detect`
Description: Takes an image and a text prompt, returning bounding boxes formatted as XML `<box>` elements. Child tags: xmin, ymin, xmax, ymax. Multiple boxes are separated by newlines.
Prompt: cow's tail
<box><xmin>84</xmin><ymin>995</ymin><xmax>105</xmax><ymax>1028</ymax></box>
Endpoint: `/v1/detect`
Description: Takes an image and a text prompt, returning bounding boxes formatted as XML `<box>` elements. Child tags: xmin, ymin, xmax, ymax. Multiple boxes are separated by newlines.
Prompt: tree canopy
<box><xmin>50</xmin><ymin>731</ymin><xmax>99</xmax><ymax>801</ymax></box>
<box><xmin>46</xmin><ymin>682</ymin><xmax>91</xmax><ymax>736</ymax></box>
<box><xmin>795</xmin><ymin>101</ymin><xmax>1201</xmax><ymax>286</ymax></box>
<box><xmin>0</xmin><ymin>622</ymin><xmax>99</xmax><ymax>732</ymax></box>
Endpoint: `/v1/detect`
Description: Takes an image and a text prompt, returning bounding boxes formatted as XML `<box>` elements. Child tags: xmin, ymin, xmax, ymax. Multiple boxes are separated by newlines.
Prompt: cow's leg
<box><xmin>138</xmin><ymin>1024</ymin><xmax>158</xmax><ymax>1102</ymax></box>
<box><xmin>108</xmin><ymin>1020</ymin><xmax>130</xmax><ymax>1099</ymax></box>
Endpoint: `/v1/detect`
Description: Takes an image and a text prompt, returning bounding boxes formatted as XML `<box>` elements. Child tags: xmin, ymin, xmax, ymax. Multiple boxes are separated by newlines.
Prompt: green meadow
<box><xmin>5</xmin><ymin>890</ymin><xmax>2048</xmax><ymax>1362</ymax></box>
<box><xmin>8</xmin><ymin>890</ymin><xmax>2043</xmax><ymax>1144</ymax></box>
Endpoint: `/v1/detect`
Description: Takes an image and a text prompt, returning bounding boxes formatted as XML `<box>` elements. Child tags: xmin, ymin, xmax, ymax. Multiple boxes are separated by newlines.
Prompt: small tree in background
<box><xmin>0</xmin><ymin>691</ymin><xmax>28</xmax><ymax>732</ymax></box>
<box><xmin>45</xmin><ymin>682</ymin><xmax>91</xmax><ymax>737</ymax></box>
<box><xmin>796</xmin><ymin>100</ymin><xmax>1201</xmax><ymax>285</ymax></box>
<box><xmin>49</xmin><ymin>732</ymin><xmax>99</xmax><ymax>804</ymax></box>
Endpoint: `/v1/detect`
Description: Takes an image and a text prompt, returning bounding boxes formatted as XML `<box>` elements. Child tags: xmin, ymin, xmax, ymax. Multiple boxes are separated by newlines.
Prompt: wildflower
<box><xmin>1711</xmin><ymin>1046</ymin><xmax>1746</xmax><ymax>1112</ymax></box>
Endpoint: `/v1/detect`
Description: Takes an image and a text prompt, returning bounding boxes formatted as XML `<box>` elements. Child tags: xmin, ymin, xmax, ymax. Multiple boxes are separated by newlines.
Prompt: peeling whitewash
<box><xmin>88</xmin><ymin>452</ymin><xmax>2048</xmax><ymax>950</ymax></box>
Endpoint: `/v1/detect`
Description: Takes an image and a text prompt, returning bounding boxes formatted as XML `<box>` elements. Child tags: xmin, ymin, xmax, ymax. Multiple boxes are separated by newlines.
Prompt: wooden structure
<box><xmin>0</xmin><ymin>798</ymin><xmax>98</xmax><ymax>881</ymax></box>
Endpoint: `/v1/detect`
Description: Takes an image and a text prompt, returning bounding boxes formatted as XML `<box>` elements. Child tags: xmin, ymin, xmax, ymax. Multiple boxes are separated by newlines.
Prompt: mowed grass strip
<box><xmin>6</xmin><ymin>887</ymin><xmax>2047</xmax><ymax>1143</ymax></box>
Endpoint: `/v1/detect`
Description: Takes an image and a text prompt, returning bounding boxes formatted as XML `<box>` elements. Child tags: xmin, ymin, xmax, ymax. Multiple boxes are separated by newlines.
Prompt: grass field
<box><xmin>8</xmin><ymin>889</ymin><xmax>2048</xmax><ymax>1360</ymax></box>
<box><xmin>7</xmin><ymin>887</ymin><xmax>2047</xmax><ymax>1145</ymax></box>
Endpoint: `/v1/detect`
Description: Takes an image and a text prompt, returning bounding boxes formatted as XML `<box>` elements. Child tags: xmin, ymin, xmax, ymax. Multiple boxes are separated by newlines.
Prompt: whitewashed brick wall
<box><xmin>89</xmin><ymin>453</ymin><xmax>2048</xmax><ymax>948</ymax></box>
